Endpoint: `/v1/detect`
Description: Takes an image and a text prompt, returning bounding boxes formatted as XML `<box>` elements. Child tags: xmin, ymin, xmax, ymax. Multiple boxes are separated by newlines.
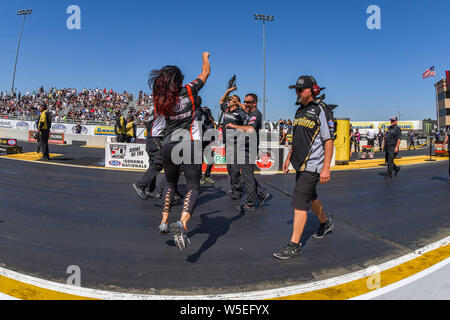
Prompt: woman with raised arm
<box><xmin>149</xmin><ymin>52</ymin><xmax>211</xmax><ymax>251</ymax></box>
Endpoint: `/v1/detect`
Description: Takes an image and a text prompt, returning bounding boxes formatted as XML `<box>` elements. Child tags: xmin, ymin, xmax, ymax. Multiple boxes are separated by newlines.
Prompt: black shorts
<box><xmin>291</xmin><ymin>171</ymin><xmax>320</xmax><ymax>211</ymax></box>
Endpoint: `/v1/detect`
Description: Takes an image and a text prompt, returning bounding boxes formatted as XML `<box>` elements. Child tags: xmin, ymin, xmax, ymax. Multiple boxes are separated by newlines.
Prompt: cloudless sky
<box><xmin>0</xmin><ymin>0</ymin><xmax>449</xmax><ymax>122</ymax></box>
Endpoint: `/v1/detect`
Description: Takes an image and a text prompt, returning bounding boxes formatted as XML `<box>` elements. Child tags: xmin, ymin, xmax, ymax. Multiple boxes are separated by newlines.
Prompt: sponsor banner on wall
<box><xmin>15</xmin><ymin>121</ymin><xmax>30</xmax><ymax>131</ymax></box>
<box><xmin>0</xmin><ymin>138</ymin><xmax>18</xmax><ymax>146</ymax></box>
<box><xmin>28</xmin><ymin>131</ymin><xmax>65</xmax><ymax>144</ymax></box>
<box><xmin>105</xmin><ymin>142</ymin><xmax>149</xmax><ymax>170</ymax></box>
<box><xmin>70</xmin><ymin>124</ymin><xmax>89</xmax><ymax>135</ymax></box>
<box><xmin>351</xmin><ymin>121</ymin><xmax>422</xmax><ymax>136</ymax></box>
<box><xmin>95</xmin><ymin>126</ymin><xmax>116</xmax><ymax>136</ymax></box>
<box><xmin>0</xmin><ymin>120</ymin><xmax>13</xmax><ymax>128</ymax></box>
<box><xmin>0</xmin><ymin>119</ymin><xmax>99</xmax><ymax>136</ymax></box>
<box><xmin>51</xmin><ymin>124</ymin><xmax>68</xmax><ymax>134</ymax></box>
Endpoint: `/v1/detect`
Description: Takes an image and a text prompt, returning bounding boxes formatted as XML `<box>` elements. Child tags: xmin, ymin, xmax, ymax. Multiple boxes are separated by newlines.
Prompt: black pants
<box><xmin>40</xmin><ymin>130</ymin><xmax>50</xmax><ymax>159</ymax></box>
<box><xmin>135</xmin><ymin>137</ymin><xmax>163</xmax><ymax>193</ymax></box>
<box><xmin>239</xmin><ymin>163</ymin><xmax>266</xmax><ymax>207</ymax></box>
<box><xmin>386</xmin><ymin>150</ymin><xmax>399</xmax><ymax>176</ymax></box>
<box><xmin>202</xmin><ymin>141</ymin><xmax>214</xmax><ymax>178</ymax></box>
<box><xmin>204</xmin><ymin>164</ymin><xmax>214</xmax><ymax>178</ymax></box>
<box><xmin>162</xmin><ymin>142</ymin><xmax>201</xmax><ymax>216</ymax></box>
<box><xmin>36</xmin><ymin>133</ymin><xmax>41</xmax><ymax>153</ymax></box>
<box><xmin>117</xmin><ymin>134</ymin><xmax>127</xmax><ymax>143</ymax></box>
<box><xmin>226</xmin><ymin>145</ymin><xmax>242</xmax><ymax>193</ymax></box>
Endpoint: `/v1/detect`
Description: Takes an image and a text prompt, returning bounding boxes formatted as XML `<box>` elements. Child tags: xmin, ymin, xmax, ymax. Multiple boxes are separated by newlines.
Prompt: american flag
<box><xmin>422</xmin><ymin>66</ymin><xmax>436</xmax><ymax>79</ymax></box>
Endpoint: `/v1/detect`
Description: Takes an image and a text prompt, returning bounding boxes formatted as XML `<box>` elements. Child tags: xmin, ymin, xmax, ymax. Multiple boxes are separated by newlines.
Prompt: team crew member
<box><xmin>367</xmin><ymin>127</ymin><xmax>376</xmax><ymax>147</ymax></box>
<box><xmin>126</xmin><ymin>116</ymin><xmax>137</xmax><ymax>143</ymax></box>
<box><xmin>199</xmin><ymin>106</ymin><xmax>217</xmax><ymax>185</ymax></box>
<box><xmin>114</xmin><ymin>110</ymin><xmax>127</xmax><ymax>143</ymax></box>
<box><xmin>133</xmin><ymin>102</ymin><xmax>167</xmax><ymax>200</ymax></box>
<box><xmin>383</xmin><ymin>116</ymin><xmax>402</xmax><ymax>179</ymax></box>
<box><xmin>38</xmin><ymin>104</ymin><xmax>51</xmax><ymax>161</ymax></box>
<box><xmin>35</xmin><ymin>118</ymin><xmax>41</xmax><ymax>154</ymax></box>
<box><xmin>226</xmin><ymin>94</ymin><xmax>271</xmax><ymax>212</ymax></box>
<box><xmin>220</xmin><ymin>88</ymin><xmax>247</xmax><ymax>199</ymax></box>
<box><xmin>444</xmin><ymin>128</ymin><xmax>449</xmax><ymax>184</ymax></box>
<box><xmin>377</xmin><ymin>129</ymin><xmax>384</xmax><ymax>152</ymax></box>
<box><xmin>274</xmin><ymin>75</ymin><xmax>335</xmax><ymax>260</ymax></box>
<box><xmin>153</xmin><ymin>52</ymin><xmax>211</xmax><ymax>252</ymax></box>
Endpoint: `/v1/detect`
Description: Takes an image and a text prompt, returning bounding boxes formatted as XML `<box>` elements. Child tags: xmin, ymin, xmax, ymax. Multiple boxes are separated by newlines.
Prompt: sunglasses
<box><xmin>244</xmin><ymin>100</ymin><xmax>256</xmax><ymax>104</ymax></box>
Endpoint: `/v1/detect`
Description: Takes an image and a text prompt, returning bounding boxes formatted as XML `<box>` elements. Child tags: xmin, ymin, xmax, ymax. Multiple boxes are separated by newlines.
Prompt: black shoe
<box><xmin>258</xmin><ymin>193</ymin><xmax>272</xmax><ymax>207</ymax></box>
<box><xmin>236</xmin><ymin>204</ymin><xmax>257</xmax><ymax>213</ymax></box>
<box><xmin>174</xmin><ymin>193</ymin><xmax>182</xmax><ymax>202</ymax></box>
<box><xmin>273</xmin><ymin>242</ymin><xmax>302</xmax><ymax>260</ymax></box>
<box><xmin>313</xmin><ymin>219</ymin><xmax>334</xmax><ymax>239</ymax></box>
<box><xmin>394</xmin><ymin>167</ymin><xmax>401</xmax><ymax>176</ymax></box>
<box><xmin>230</xmin><ymin>192</ymin><xmax>242</xmax><ymax>200</ymax></box>
<box><xmin>133</xmin><ymin>184</ymin><xmax>148</xmax><ymax>200</ymax></box>
<box><xmin>146</xmin><ymin>191</ymin><xmax>162</xmax><ymax>199</ymax></box>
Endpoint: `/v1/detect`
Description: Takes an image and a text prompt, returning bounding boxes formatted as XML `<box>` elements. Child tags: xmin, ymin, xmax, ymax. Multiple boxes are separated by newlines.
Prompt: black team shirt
<box><xmin>385</xmin><ymin>125</ymin><xmax>402</xmax><ymax>152</ymax></box>
<box><xmin>221</xmin><ymin>103</ymin><xmax>247</xmax><ymax>146</ymax></box>
<box><xmin>241</xmin><ymin>108</ymin><xmax>263</xmax><ymax>153</ymax></box>
<box><xmin>162</xmin><ymin>79</ymin><xmax>204</xmax><ymax>146</ymax></box>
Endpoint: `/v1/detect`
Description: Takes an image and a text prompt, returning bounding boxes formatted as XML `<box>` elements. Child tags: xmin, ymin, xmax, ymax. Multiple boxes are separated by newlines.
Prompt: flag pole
<box><xmin>434</xmin><ymin>67</ymin><xmax>440</xmax><ymax>133</ymax></box>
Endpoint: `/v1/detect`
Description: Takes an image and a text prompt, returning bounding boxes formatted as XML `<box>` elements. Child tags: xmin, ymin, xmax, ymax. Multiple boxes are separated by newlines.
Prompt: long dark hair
<box><xmin>148</xmin><ymin>66</ymin><xmax>184</xmax><ymax>117</ymax></box>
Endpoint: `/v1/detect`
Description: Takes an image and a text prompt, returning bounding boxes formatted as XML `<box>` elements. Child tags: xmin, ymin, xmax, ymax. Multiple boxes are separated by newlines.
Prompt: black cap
<box><xmin>289</xmin><ymin>75</ymin><xmax>317</xmax><ymax>90</ymax></box>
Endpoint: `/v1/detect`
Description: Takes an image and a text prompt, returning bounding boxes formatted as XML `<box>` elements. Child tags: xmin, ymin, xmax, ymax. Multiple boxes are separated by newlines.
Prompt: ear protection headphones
<box><xmin>312</xmin><ymin>83</ymin><xmax>321</xmax><ymax>96</ymax></box>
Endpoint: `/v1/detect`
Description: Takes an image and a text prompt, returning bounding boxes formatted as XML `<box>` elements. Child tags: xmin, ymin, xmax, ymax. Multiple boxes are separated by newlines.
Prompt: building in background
<box><xmin>435</xmin><ymin>71</ymin><xmax>450</xmax><ymax>131</ymax></box>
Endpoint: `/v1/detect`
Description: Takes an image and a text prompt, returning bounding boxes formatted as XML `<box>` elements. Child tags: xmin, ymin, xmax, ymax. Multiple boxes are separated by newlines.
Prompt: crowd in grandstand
<box><xmin>0</xmin><ymin>87</ymin><xmax>135</xmax><ymax>124</ymax></box>
<box><xmin>2</xmin><ymin>87</ymin><xmax>299</xmax><ymax>144</ymax></box>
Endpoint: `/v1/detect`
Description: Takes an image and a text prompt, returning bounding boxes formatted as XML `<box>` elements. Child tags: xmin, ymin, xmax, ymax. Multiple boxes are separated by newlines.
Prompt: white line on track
<box><xmin>0</xmin><ymin>236</ymin><xmax>448</xmax><ymax>300</ymax></box>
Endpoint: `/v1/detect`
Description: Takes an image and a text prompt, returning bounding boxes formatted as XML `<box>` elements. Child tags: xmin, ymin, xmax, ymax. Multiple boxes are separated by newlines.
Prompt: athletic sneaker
<box><xmin>273</xmin><ymin>242</ymin><xmax>302</xmax><ymax>260</ymax></box>
<box><xmin>258</xmin><ymin>193</ymin><xmax>272</xmax><ymax>207</ymax></box>
<box><xmin>204</xmin><ymin>177</ymin><xmax>215</xmax><ymax>184</ymax></box>
<box><xmin>394</xmin><ymin>167</ymin><xmax>401</xmax><ymax>176</ymax></box>
<box><xmin>133</xmin><ymin>184</ymin><xmax>148</xmax><ymax>200</ymax></box>
<box><xmin>145</xmin><ymin>190</ymin><xmax>162</xmax><ymax>199</ymax></box>
<box><xmin>313</xmin><ymin>219</ymin><xmax>334</xmax><ymax>239</ymax></box>
<box><xmin>159</xmin><ymin>223</ymin><xmax>169</xmax><ymax>235</ymax></box>
<box><xmin>235</xmin><ymin>204</ymin><xmax>257</xmax><ymax>213</ymax></box>
<box><xmin>170</xmin><ymin>221</ymin><xmax>190</xmax><ymax>251</ymax></box>
<box><xmin>200</xmin><ymin>178</ymin><xmax>207</xmax><ymax>185</ymax></box>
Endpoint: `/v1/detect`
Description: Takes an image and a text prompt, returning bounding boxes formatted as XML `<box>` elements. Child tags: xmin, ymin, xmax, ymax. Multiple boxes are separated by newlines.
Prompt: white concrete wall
<box><xmin>0</xmin><ymin>128</ymin><xmax>107</xmax><ymax>147</ymax></box>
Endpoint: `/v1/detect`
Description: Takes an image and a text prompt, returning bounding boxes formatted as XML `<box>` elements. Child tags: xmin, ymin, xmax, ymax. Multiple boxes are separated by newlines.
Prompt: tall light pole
<box><xmin>254</xmin><ymin>14</ymin><xmax>274</xmax><ymax>122</ymax></box>
<box><xmin>12</xmin><ymin>9</ymin><xmax>32</xmax><ymax>94</ymax></box>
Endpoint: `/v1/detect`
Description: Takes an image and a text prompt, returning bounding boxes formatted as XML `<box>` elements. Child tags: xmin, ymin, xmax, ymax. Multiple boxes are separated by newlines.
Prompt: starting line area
<box><xmin>0</xmin><ymin>238</ymin><xmax>447</xmax><ymax>300</ymax></box>
<box><xmin>0</xmin><ymin>143</ymin><xmax>448</xmax><ymax>300</ymax></box>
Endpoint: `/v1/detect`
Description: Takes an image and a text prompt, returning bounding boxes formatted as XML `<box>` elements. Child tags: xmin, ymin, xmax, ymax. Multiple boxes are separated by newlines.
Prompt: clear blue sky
<box><xmin>0</xmin><ymin>0</ymin><xmax>448</xmax><ymax>122</ymax></box>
